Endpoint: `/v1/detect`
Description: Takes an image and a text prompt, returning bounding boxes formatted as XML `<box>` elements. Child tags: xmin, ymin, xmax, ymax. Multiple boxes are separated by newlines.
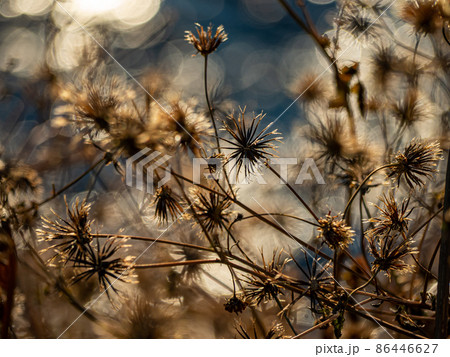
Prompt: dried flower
<box><xmin>153</xmin><ymin>186</ymin><xmax>183</xmax><ymax>224</ymax></box>
<box><xmin>191</xmin><ymin>186</ymin><xmax>232</xmax><ymax>232</ymax></box>
<box><xmin>171</xmin><ymin>236</ymin><xmax>209</xmax><ymax>281</ymax></box>
<box><xmin>292</xmin><ymin>250</ymin><xmax>333</xmax><ymax>313</ymax></box>
<box><xmin>307</xmin><ymin>114</ymin><xmax>352</xmax><ymax>169</ymax></box>
<box><xmin>391</xmin><ymin>90</ymin><xmax>433</xmax><ymax>129</ymax></box>
<box><xmin>317</xmin><ymin>213</ymin><xmax>355</xmax><ymax>249</ymax></box>
<box><xmin>67</xmin><ymin>77</ymin><xmax>122</xmax><ymax>132</ymax></box>
<box><xmin>370</xmin><ymin>46</ymin><xmax>399</xmax><ymax>89</ymax></box>
<box><xmin>0</xmin><ymin>161</ymin><xmax>41</xmax><ymax>195</ymax></box>
<box><xmin>388</xmin><ymin>139</ymin><xmax>443</xmax><ymax>188</ymax></box>
<box><xmin>71</xmin><ymin>238</ymin><xmax>135</xmax><ymax>300</ymax></box>
<box><xmin>221</xmin><ymin>108</ymin><xmax>282</xmax><ymax>178</ymax></box>
<box><xmin>368</xmin><ymin>234</ymin><xmax>417</xmax><ymax>280</ymax></box>
<box><xmin>244</xmin><ymin>250</ymin><xmax>288</xmax><ymax>305</ymax></box>
<box><xmin>224</xmin><ymin>294</ymin><xmax>248</xmax><ymax>314</ymax></box>
<box><xmin>185</xmin><ymin>23</ymin><xmax>228</xmax><ymax>56</ymax></box>
<box><xmin>399</xmin><ymin>0</ymin><xmax>442</xmax><ymax>35</ymax></box>
<box><xmin>367</xmin><ymin>192</ymin><xmax>412</xmax><ymax>239</ymax></box>
<box><xmin>168</xmin><ymin>102</ymin><xmax>213</xmax><ymax>156</ymax></box>
<box><xmin>340</xmin><ymin>6</ymin><xmax>381</xmax><ymax>41</ymax></box>
<box><xmin>108</xmin><ymin>110</ymin><xmax>146</xmax><ymax>157</ymax></box>
<box><xmin>37</xmin><ymin>197</ymin><xmax>92</xmax><ymax>265</ymax></box>
<box><xmin>292</xmin><ymin>73</ymin><xmax>329</xmax><ymax>104</ymax></box>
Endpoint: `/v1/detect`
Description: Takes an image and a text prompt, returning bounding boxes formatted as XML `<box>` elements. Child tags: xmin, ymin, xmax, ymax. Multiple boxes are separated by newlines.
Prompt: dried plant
<box><xmin>221</xmin><ymin>108</ymin><xmax>282</xmax><ymax>178</ymax></box>
<box><xmin>37</xmin><ymin>198</ymin><xmax>93</xmax><ymax>265</ymax></box>
<box><xmin>367</xmin><ymin>192</ymin><xmax>412</xmax><ymax>239</ymax></box>
<box><xmin>317</xmin><ymin>213</ymin><xmax>355</xmax><ymax>250</ymax></box>
<box><xmin>185</xmin><ymin>23</ymin><xmax>228</xmax><ymax>56</ymax></box>
<box><xmin>388</xmin><ymin>139</ymin><xmax>443</xmax><ymax>188</ymax></box>
<box><xmin>71</xmin><ymin>238</ymin><xmax>136</xmax><ymax>300</ymax></box>
<box><xmin>368</xmin><ymin>234</ymin><xmax>417</xmax><ymax>280</ymax></box>
<box><xmin>0</xmin><ymin>0</ymin><xmax>448</xmax><ymax>340</ymax></box>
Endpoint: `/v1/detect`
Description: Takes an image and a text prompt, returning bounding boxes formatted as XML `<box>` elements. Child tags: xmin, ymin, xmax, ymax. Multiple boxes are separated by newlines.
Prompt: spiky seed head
<box><xmin>191</xmin><ymin>187</ymin><xmax>233</xmax><ymax>232</ymax></box>
<box><xmin>71</xmin><ymin>238</ymin><xmax>136</xmax><ymax>301</ymax></box>
<box><xmin>368</xmin><ymin>235</ymin><xmax>417</xmax><ymax>280</ymax></box>
<box><xmin>37</xmin><ymin>197</ymin><xmax>92</xmax><ymax>265</ymax></box>
<box><xmin>224</xmin><ymin>295</ymin><xmax>248</xmax><ymax>314</ymax></box>
<box><xmin>221</xmin><ymin>107</ymin><xmax>282</xmax><ymax>178</ymax></box>
<box><xmin>317</xmin><ymin>213</ymin><xmax>355</xmax><ymax>250</ymax></box>
<box><xmin>185</xmin><ymin>23</ymin><xmax>228</xmax><ymax>56</ymax></box>
<box><xmin>399</xmin><ymin>0</ymin><xmax>443</xmax><ymax>35</ymax></box>
<box><xmin>153</xmin><ymin>185</ymin><xmax>183</xmax><ymax>225</ymax></box>
<box><xmin>366</xmin><ymin>192</ymin><xmax>412</xmax><ymax>239</ymax></box>
<box><xmin>388</xmin><ymin>139</ymin><xmax>443</xmax><ymax>188</ymax></box>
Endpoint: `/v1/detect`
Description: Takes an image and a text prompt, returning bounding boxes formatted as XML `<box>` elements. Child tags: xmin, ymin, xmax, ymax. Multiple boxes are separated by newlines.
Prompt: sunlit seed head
<box><xmin>221</xmin><ymin>107</ymin><xmax>282</xmax><ymax>178</ymax></box>
<box><xmin>388</xmin><ymin>139</ymin><xmax>443</xmax><ymax>188</ymax></box>
<box><xmin>317</xmin><ymin>213</ymin><xmax>355</xmax><ymax>250</ymax></box>
<box><xmin>185</xmin><ymin>23</ymin><xmax>228</xmax><ymax>56</ymax></box>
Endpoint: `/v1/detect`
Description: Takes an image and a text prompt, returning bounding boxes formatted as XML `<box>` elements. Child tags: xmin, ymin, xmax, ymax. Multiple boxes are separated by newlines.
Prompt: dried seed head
<box><xmin>191</xmin><ymin>186</ymin><xmax>232</xmax><ymax>232</ymax></box>
<box><xmin>367</xmin><ymin>192</ymin><xmax>412</xmax><ymax>239</ymax></box>
<box><xmin>370</xmin><ymin>46</ymin><xmax>400</xmax><ymax>90</ymax></box>
<box><xmin>221</xmin><ymin>107</ymin><xmax>282</xmax><ymax>178</ymax></box>
<box><xmin>292</xmin><ymin>73</ymin><xmax>329</xmax><ymax>104</ymax></box>
<box><xmin>171</xmin><ymin>236</ymin><xmax>209</xmax><ymax>281</ymax></box>
<box><xmin>307</xmin><ymin>114</ymin><xmax>354</xmax><ymax>170</ymax></box>
<box><xmin>168</xmin><ymin>102</ymin><xmax>213</xmax><ymax>155</ymax></box>
<box><xmin>390</xmin><ymin>90</ymin><xmax>433</xmax><ymax>129</ymax></box>
<box><xmin>64</xmin><ymin>77</ymin><xmax>124</xmax><ymax>132</ymax></box>
<box><xmin>399</xmin><ymin>0</ymin><xmax>443</xmax><ymax>35</ymax></box>
<box><xmin>368</xmin><ymin>235</ymin><xmax>417</xmax><ymax>280</ymax></box>
<box><xmin>37</xmin><ymin>197</ymin><xmax>92</xmax><ymax>265</ymax></box>
<box><xmin>388</xmin><ymin>139</ymin><xmax>443</xmax><ymax>188</ymax></box>
<box><xmin>224</xmin><ymin>295</ymin><xmax>248</xmax><ymax>314</ymax></box>
<box><xmin>0</xmin><ymin>161</ymin><xmax>41</xmax><ymax>196</ymax></box>
<box><xmin>243</xmin><ymin>250</ymin><xmax>288</xmax><ymax>305</ymax></box>
<box><xmin>317</xmin><ymin>213</ymin><xmax>355</xmax><ymax>250</ymax></box>
<box><xmin>153</xmin><ymin>185</ymin><xmax>183</xmax><ymax>225</ymax></box>
<box><xmin>185</xmin><ymin>23</ymin><xmax>228</xmax><ymax>56</ymax></box>
<box><xmin>340</xmin><ymin>6</ymin><xmax>381</xmax><ymax>41</ymax></box>
<box><xmin>71</xmin><ymin>238</ymin><xmax>136</xmax><ymax>301</ymax></box>
<box><xmin>113</xmin><ymin>296</ymin><xmax>173</xmax><ymax>338</ymax></box>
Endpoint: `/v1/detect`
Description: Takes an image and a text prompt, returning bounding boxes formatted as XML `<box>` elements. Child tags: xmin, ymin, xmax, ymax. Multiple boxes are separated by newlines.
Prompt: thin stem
<box><xmin>18</xmin><ymin>156</ymin><xmax>106</xmax><ymax>214</ymax></box>
<box><xmin>434</xmin><ymin>151</ymin><xmax>450</xmax><ymax>338</ymax></box>
<box><xmin>292</xmin><ymin>314</ymin><xmax>338</xmax><ymax>339</ymax></box>
<box><xmin>134</xmin><ymin>259</ymin><xmax>220</xmax><ymax>269</ymax></box>
<box><xmin>273</xmin><ymin>294</ymin><xmax>298</xmax><ymax>335</ymax></box>
<box><xmin>204</xmin><ymin>55</ymin><xmax>236</xmax><ymax>199</ymax></box>
<box><xmin>344</xmin><ymin>164</ymin><xmax>395</xmax><ymax>218</ymax></box>
<box><xmin>408</xmin><ymin>207</ymin><xmax>443</xmax><ymax>239</ymax></box>
<box><xmin>204</xmin><ymin>55</ymin><xmax>221</xmax><ymax>153</ymax></box>
<box><xmin>266</xmin><ymin>163</ymin><xmax>319</xmax><ymax>221</ymax></box>
<box><xmin>91</xmin><ymin>233</ymin><xmax>215</xmax><ymax>253</ymax></box>
<box><xmin>421</xmin><ymin>239</ymin><xmax>441</xmax><ymax>304</ymax></box>
<box><xmin>348</xmin><ymin>269</ymin><xmax>379</xmax><ymax>300</ymax></box>
<box><xmin>333</xmin><ymin>249</ymin><xmax>339</xmax><ymax>291</ymax></box>
<box><xmin>230</xmin><ymin>212</ymin><xmax>320</xmax><ymax>228</ymax></box>
<box><xmin>223</xmin><ymin>225</ymin><xmax>253</xmax><ymax>263</ymax></box>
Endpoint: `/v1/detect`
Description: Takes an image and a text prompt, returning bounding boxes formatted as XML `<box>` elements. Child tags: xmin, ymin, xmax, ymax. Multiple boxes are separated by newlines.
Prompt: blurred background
<box><xmin>0</xmin><ymin>0</ymin><xmax>336</xmax><ymax>138</ymax></box>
